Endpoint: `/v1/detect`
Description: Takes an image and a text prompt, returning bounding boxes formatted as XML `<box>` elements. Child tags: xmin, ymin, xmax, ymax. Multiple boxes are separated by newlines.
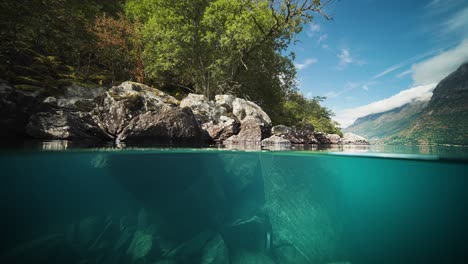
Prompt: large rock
<box><xmin>0</xmin><ymin>80</ymin><xmax>40</xmax><ymax>138</ymax></box>
<box><xmin>180</xmin><ymin>93</ymin><xmax>274</xmax><ymax>144</ymax></box>
<box><xmin>231</xmin><ymin>98</ymin><xmax>272</xmax><ymax>139</ymax></box>
<box><xmin>224</xmin><ymin>118</ymin><xmax>263</xmax><ymax>144</ymax></box>
<box><xmin>327</xmin><ymin>134</ymin><xmax>342</xmax><ymax>144</ymax></box>
<box><xmin>342</xmin><ymin>132</ymin><xmax>370</xmax><ymax>145</ymax></box>
<box><xmin>272</xmin><ymin>124</ymin><xmax>318</xmax><ymax>144</ymax></box>
<box><xmin>261</xmin><ymin>156</ymin><xmax>343</xmax><ymax>264</ymax></box>
<box><xmin>200</xmin><ymin>234</ymin><xmax>229</xmax><ymax>264</ymax></box>
<box><xmin>56</xmin><ymin>84</ymin><xmax>108</xmax><ymax>111</ymax></box>
<box><xmin>180</xmin><ymin>93</ymin><xmax>240</xmax><ymax>142</ymax></box>
<box><xmin>261</xmin><ymin>135</ymin><xmax>291</xmax><ymax>149</ymax></box>
<box><xmin>314</xmin><ymin>133</ymin><xmax>341</xmax><ymax>144</ymax></box>
<box><xmin>118</xmin><ymin>107</ymin><xmax>202</xmax><ymax>143</ymax></box>
<box><xmin>26</xmin><ymin>110</ymin><xmax>110</xmax><ymax>140</ymax></box>
<box><xmin>91</xmin><ymin>82</ymin><xmax>202</xmax><ymax>143</ymax></box>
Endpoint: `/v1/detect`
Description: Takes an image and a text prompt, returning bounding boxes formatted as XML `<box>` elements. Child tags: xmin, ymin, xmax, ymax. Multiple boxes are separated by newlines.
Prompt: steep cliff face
<box><xmin>345</xmin><ymin>100</ymin><xmax>428</xmax><ymax>141</ymax></box>
<box><xmin>346</xmin><ymin>62</ymin><xmax>468</xmax><ymax>145</ymax></box>
<box><xmin>394</xmin><ymin>62</ymin><xmax>468</xmax><ymax>145</ymax></box>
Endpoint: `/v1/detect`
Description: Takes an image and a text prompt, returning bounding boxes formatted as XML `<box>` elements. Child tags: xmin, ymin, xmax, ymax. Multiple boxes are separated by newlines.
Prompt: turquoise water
<box><xmin>0</xmin><ymin>148</ymin><xmax>467</xmax><ymax>263</ymax></box>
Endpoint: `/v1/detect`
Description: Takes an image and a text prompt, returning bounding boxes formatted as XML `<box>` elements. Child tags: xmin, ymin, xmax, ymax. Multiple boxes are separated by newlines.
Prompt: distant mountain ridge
<box><xmin>344</xmin><ymin>100</ymin><xmax>429</xmax><ymax>142</ymax></box>
<box><xmin>345</xmin><ymin>62</ymin><xmax>468</xmax><ymax>145</ymax></box>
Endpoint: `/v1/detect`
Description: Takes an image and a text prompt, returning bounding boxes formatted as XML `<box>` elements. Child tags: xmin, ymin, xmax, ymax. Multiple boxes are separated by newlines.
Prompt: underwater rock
<box><xmin>217</xmin><ymin>153</ymin><xmax>265</xmax><ymax>221</ymax></box>
<box><xmin>26</xmin><ymin>109</ymin><xmax>111</xmax><ymax>140</ymax></box>
<box><xmin>223</xmin><ymin>215</ymin><xmax>271</xmax><ymax>253</ymax></box>
<box><xmin>262</xmin><ymin>157</ymin><xmax>343</xmax><ymax>264</ymax></box>
<box><xmin>165</xmin><ymin>230</ymin><xmax>215</xmax><ymax>261</ymax></box>
<box><xmin>200</xmin><ymin>234</ymin><xmax>229</xmax><ymax>264</ymax></box>
<box><xmin>230</xmin><ymin>249</ymin><xmax>275</xmax><ymax>264</ymax></box>
<box><xmin>127</xmin><ymin>230</ymin><xmax>153</xmax><ymax>261</ymax></box>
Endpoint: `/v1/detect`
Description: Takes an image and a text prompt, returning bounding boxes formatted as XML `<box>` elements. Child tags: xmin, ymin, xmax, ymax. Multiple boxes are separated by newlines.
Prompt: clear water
<box><xmin>0</xmin><ymin>147</ymin><xmax>467</xmax><ymax>264</ymax></box>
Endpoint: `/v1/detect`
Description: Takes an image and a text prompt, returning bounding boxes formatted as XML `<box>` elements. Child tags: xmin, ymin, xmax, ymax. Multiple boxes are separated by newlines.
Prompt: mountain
<box><xmin>344</xmin><ymin>100</ymin><xmax>429</xmax><ymax>142</ymax></box>
<box><xmin>345</xmin><ymin>62</ymin><xmax>468</xmax><ymax>145</ymax></box>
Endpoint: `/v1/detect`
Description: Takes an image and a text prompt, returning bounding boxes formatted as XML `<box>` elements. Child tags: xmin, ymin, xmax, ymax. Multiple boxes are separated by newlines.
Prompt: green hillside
<box><xmin>344</xmin><ymin>100</ymin><xmax>428</xmax><ymax>142</ymax></box>
<box><xmin>346</xmin><ymin>62</ymin><xmax>468</xmax><ymax>146</ymax></box>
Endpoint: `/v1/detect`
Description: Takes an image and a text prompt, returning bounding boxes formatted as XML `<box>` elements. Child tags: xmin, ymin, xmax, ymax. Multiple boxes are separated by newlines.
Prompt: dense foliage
<box><xmin>0</xmin><ymin>0</ymin><xmax>342</xmax><ymax>134</ymax></box>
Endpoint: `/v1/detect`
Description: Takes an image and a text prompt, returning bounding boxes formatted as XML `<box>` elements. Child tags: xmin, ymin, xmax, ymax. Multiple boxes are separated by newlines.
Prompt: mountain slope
<box><xmin>344</xmin><ymin>100</ymin><xmax>428</xmax><ymax>142</ymax></box>
<box><xmin>389</xmin><ymin>62</ymin><xmax>468</xmax><ymax>145</ymax></box>
<box><xmin>345</xmin><ymin>62</ymin><xmax>468</xmax><ymax>145</ymax></box>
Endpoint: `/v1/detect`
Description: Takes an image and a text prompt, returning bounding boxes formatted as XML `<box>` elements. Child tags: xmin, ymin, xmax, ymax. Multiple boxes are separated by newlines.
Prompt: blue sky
<box><xmin>290</xmin><ymin>0</ymin><xmax>468</xmax><ymax>127</ymax></box>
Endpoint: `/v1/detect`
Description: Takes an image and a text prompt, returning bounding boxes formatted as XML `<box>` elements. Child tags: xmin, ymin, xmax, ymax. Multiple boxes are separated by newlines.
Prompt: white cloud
<box><xmin>335</xmin><ymin>83</ymin><xmax>437</xmax><ymax>127</ymax></box>
<box><xmin>362</xmin><ymin>85</ymin><xmax>369</xmax><ymax>91</ymax></box>
<box><xmin>324</xmin><ymin>82</ymin><xmax>359</xmax><ymax>98</ymax></box>
<box><xmin>310</xmin><ymin>23</ymin><xmax>321</xmax><ymax>32</ymax></box>
<box><xmin>337</xmin><ymin>49</ymin><xmax>353</xmax><ymax>68</ymax></box>
<box><xmin>307</xmin><ymin>23</ymin><xmax>321</xmax><ymax>37</ymax></box>
<box><xmin>396</xmin><ymin>69</ymin><xmax>412</xmax><ymax>78</ymax></box>
<box><xmin>444</xmin><ymin>7</ymin><xmax>468</xmax><ymax>34</ymax></box>
<box><xmin>318</xmin><ymin>34</ymin><xmax>328</xmax><ymax>44</ymax></box>
<box><xmin>295</xmin><ymin>58</ymin><xmax>318</xmax><ymax>70</ymax></box>
<box><xmin>412</xmin><ymin>39</ymin><xmax>468</xmax><ymax>85</ymax></box>
<box><xmin>372</xmin><ymin>49</ymin><xmax>440</xmax><ymax>80</ymax></box>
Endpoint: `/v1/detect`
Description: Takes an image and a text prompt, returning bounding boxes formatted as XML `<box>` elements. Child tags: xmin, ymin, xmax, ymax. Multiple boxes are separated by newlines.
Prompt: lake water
<box><xmin>0</xmin><ymin>144</ymin><xmax>467</xmax><ymax>263</ymax></box>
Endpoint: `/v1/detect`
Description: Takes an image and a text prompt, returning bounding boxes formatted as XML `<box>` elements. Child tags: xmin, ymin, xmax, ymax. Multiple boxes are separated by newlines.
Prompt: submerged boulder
<box><xmin>200</xmin><ymin>234</ymin><xmax>229</xmax><ymax>264</ymax></box>
<box><xmin>261</xmin><ymin>156</ymin><xmax>343</xmax><ymax>264</ymax></box>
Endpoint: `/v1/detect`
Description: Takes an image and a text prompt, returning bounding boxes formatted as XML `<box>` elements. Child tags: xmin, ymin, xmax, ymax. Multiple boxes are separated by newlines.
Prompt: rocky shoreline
<box><xmin>0</xmin><ymin>80</ymin><xmax>369</xmax><ymax>148</ymax></box>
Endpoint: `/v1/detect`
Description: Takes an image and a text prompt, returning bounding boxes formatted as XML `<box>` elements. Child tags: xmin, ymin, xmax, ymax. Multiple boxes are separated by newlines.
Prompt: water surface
<box><xmin>0</xmin><ymin>146</ymin><xmax>467</xmax><ymax>263</ymax></box>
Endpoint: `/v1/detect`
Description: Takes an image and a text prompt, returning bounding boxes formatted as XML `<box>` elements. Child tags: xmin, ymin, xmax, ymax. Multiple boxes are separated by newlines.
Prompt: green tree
<box><xmin>125</xmin><ymin>0</ymin><xmax>330</xmax><ymax>96</ymax></box>
<box><xmin>277</xmin><ymin>92</ymin><xmax>342</xmax><ymax>135</ymax></box>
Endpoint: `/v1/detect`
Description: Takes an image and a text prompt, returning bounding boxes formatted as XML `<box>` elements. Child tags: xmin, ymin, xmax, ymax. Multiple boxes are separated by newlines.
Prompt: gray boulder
<box><xmin>91</xmin><ymin>81</ymin><xmax>202</xmax><ymax>143</ymax></box>
<box><xmin>56</xmin><ymin>84</ymin><xmax>107</xmax><ymax>112</ymax></box>
<box><xmin>342</xmin><ymin>132</ymin><xmax>370</xmax><ymax>145</ymax></box>
<box><xmin>0</xmin><ymin>80</ymin><xmax>40</xmax><ymax>138</ymax></box>
<box><xmin>271</xmin><ymin>124</ymin><xmax>318</xmax><ymax>144</ymax></box>
<box><xmin>327</xmin><ymin>134</ymin><xmax>342</xmax><ymax>144</ymax></box>
<box><xmin>231</xmin><ymin>98</ymin><xmax>272</xmax><ymax>139</ymax></box>
<box><xmin>26</xmin><ymin>110</ymin><xmax>110</xmax><ymax>140</ymax></box>
<box><xmin>224</xmin><ymin>118</ymin><xmax>263</xmax><ymax>144</ymax></box>
<box><xmin>261</xmin><ymin>135</ymin><xmax>291</xmax><ymax>149</ymax></box>
<box><xmin>118</xmin><ymin>107</ymin><xmax>202</xmax><ymax>143</ymax></box>
<box><xmin>314</xmin><ymin>133</ymin><xmax>341</xmax><ymax>144</ymax></box>
<box><xmin>180</xmin><ymin>93</ymin><xmax>240</xmax><ymax>142</ymax></box>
